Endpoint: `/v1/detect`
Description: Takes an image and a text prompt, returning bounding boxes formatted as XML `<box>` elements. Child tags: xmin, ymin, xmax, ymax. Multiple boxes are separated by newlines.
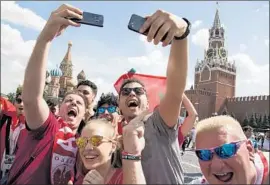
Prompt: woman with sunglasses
<box><xmin>190</xmin><ymin>115</ymin><xmax>269</xmax><ymax>184</ymax></box>
<box><xmin>74</xmin><ymin>111</ymin><xmax>147</xmax><ymax>184</ymax></box>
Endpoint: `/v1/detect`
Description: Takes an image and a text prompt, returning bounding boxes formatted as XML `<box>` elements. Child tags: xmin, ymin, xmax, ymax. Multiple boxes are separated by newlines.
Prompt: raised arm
<box><xmin>22</xmin><ymin>4</ymin><xmax>82</xmax><ymax>130</ymax></box>
<box><xmin>140</xmin><ymin>10</ymin><xmax>189</xmax><ymax>128</ymax></box>
<box><xmin>122</xmin><ymin>111</ymin><xmax>148</xmax><ymax>184</ymax></box>
<box><xmin>181</xmin><ymin>94</ymin><xmax>198</xmax><ymax>136</ymax></box>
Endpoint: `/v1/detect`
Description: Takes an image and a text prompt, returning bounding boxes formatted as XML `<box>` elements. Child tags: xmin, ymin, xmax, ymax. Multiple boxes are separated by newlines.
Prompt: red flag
<box><xmin>1</xmin><ymin>96</ymin><xmax>16</xmax><ymax>115</ymax></box>
<box><xmin>0</xmin><ymin>96</ymin><xmax>25</xmax><ymax>129</ymax></box>
<box><xmin>114</xmin><ymin>70</ymin><xmax>167</xmax><ymax>111</ymax></box>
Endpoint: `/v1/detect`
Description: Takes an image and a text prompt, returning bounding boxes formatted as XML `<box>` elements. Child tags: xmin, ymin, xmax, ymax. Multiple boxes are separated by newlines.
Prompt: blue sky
<box><xmin>1</xmin><ymin>1</ymin><xmax>269</xmax><ymax>99</ymax></box>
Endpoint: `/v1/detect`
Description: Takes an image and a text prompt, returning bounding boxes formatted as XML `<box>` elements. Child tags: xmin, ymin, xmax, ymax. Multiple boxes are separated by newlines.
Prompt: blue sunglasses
<box><xmin>195</xmin><ymin>140</ymin><xmax>245</xmax><ymax>161</ymax></box>
<box><xmin>97</xmin><ymin>106</ymin><xmax>117</xmax><ymax>114</ymax></box>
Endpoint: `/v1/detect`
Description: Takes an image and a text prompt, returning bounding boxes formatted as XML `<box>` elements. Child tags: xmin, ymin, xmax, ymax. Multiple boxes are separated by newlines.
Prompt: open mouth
<box><xmin>127</xmin><ymin>99</ymin><xmax>139</xmax><ymax>108</ymax></box>
<box><xmin>18</xmin><ymin>107</ymin><xmax>24</xmax><ymax>111</ymax></box>
<box><xmin>67</xmin><ymin>109</ymin><xmax>77</xmax><ymax>118</ymax></box>
<box><xmin>84</xmin><ymin>154</ymin><xmax>99</xmax><ymax>161</ymax></box>
<box><xmin>214</xmin><ymin>172</ymin><xmax>233</xmax><ymax>182</ymax></box>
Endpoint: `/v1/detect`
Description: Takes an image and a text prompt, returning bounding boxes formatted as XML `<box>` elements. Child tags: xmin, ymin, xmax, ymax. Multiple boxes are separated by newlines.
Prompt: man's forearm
<box><xmin>122</xmin><ymin>160</ymin><xmax>146</xmax><ymax>184</ymax></box>
<box><xmin>166</xmin><ymin>39</ymin><xmax>188</xmax><ymax>98</ymax></box>
<box><xmin>182</xmin><ymin>94</ymin><xmax>198</xmax><ymax>117</ymax></box>
<box><xmin>22</xmin><ymin>38</ymin><xmax>51</xmax><ymax>102</ymax></box>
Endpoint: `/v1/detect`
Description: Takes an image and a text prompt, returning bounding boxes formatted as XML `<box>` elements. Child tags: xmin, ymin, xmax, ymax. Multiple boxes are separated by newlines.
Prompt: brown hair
<box><xmin>75</xmin><ymin>118</ymin><xmax>123</xmax><ymax>177</ymax></box>
<box><xmin>63</xmin><ymin>90</ymin><xmax>89</xmax><ymax>109</ymax></box>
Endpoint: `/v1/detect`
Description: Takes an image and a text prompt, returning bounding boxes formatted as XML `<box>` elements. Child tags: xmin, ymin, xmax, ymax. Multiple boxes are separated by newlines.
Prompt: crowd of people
<box><xmin>1</xmin><ymin>4</ymin><xmax>269</xmax><ymax>185</ymax></box>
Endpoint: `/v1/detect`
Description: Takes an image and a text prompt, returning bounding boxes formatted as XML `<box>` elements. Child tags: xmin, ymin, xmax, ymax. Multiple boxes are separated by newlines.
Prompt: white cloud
<box><xmin>263</xmin><ymin>3</ymin><xmax>269</xmax><ymax>8</ymax></box>
<box><xmin>239</xmin><ymin>44</ymin><xmax>247</xmax><ymax>52</ymax></box>
<box><xmin>252</xmin><ymin>35</ymin><xmax>258</xmax><ymax>41</ymax></box>
<box><xmin>229</xmin><ymin>53</ymin><xmax>269</xmax><ymax>96</ymax></box>
<box><xmin>191</xmin><ymin>28</ymin><xmax>209</xmax><ymax>49</ymax></box>
<box><xmin>254</xmin><ymin>3</ymin><xmax>269</xmax><ymax>16</ymax></box>
<box><xmin>1</xmin><ymin>1</ymin><xmax>46</xmax><ymax>31</ymax></box>
<box><xmin>1</xmin><ymin>23</ymin><xmax>37</xmax><ymax>94</ymax></box>
<box><xmin>192</xmin><ymin>20</ymin><xmax>202</xmax><ymax>29</ymax></box>
<box><xmin>265</xmin><ymin>39</ymin><xmax>269</xmax><ymax>47</ymax></box>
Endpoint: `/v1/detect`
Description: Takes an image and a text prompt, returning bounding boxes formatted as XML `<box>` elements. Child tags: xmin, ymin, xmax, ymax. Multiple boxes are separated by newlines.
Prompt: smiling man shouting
<box><xmin>117</xmin><ymin>8</ymin><xmax>190</xmax><ymax>184</ymax></box>
<box><xmin>7</xmin><ymin>4</ymin><xmax>88</xmax><ymax>184</ymax></box>
<box><xmin>191</xmin><ymin>116</ymin><xmax>269</xmax><ymax>185</ymax></box>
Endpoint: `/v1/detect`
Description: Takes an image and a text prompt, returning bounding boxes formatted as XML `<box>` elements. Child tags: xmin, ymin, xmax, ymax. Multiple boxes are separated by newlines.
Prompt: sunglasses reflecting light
<box><xmin>76</xmin><ymin>135</ymin><xmax>114</xmax><ymax>149</ymax></box>
<box><xmin>97</xmin><ymin>106</ymin><xmax>117</xmax><ymax>114</ymax></box>
<box><xmin>195</xmin><ymin>140</ymin><xmax>245</xmax><ymax>161</ymax></box>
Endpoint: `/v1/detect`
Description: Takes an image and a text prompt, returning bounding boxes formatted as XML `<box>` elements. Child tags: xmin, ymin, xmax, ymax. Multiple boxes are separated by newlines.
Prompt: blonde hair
<box><xmin>195</xmin><ymin>115</ymin><xmax>246</xmax><ymax>140</ymax></box>
<box><xmin>76</xmin><ymin>118</ymin><xmax>122</xmax><ymax>177</ymax></box>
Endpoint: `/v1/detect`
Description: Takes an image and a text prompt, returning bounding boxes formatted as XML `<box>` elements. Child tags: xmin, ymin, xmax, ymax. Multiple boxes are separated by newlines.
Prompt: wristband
<box><xmin>174</xmin><ymin>18</ymin><xmax>191</xmax><ymax>40</ymax></box>
<box><xmin>121</xmin><ymin>151</ymin><xmax>141</xmax><ymax>161</ymax></box>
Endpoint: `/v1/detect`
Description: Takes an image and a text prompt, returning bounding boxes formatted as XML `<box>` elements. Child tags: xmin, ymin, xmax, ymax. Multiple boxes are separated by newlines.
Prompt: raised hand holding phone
<box><xmin>39</xmin><ymin>4</ymin><xmax>83</xmax><ymax>42</ymax></box>
<box><xmin>128</xmin><ymin>10</ymin><xmax>190</xmax><ymax>47</ymax></box>
<box><xmin>69</xmin><ymin>12</ymin><xmax>104</xmax><ymax>27</ymax></box>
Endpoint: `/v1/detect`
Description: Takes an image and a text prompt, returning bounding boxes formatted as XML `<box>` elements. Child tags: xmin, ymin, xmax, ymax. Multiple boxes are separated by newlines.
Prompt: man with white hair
<box><xmin>191</xmin><ymin>115</ymin><xmax>269</xmax><ymax>184</ymax></box>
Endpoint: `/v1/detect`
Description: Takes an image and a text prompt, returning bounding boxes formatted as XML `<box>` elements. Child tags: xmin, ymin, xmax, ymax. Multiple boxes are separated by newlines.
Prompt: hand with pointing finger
<box><xmin>39</xmin><ymin>4</ymin><xmax>83</xmax><ymax>42</ymax></box>
<box><xmin>122</xmin><ymin>110</ymin><xmax>150</xmax><ymax>155</ymax></box>
<box><xmin>140</xmin><ymin>10</ymin><xmax>188</xmax><ymax>47</ymax></box>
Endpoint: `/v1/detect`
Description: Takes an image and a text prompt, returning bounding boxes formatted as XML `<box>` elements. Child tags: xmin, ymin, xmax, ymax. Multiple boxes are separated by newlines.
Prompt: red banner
<box><xmin>114</xmin><ymin>70</ymin><xmax>167</xmax><ymax>111</ymax></box>
<box><xmin>1</xmin><ymin>96</ymin><xmax>16</xmax><ymax>116</ymax></box>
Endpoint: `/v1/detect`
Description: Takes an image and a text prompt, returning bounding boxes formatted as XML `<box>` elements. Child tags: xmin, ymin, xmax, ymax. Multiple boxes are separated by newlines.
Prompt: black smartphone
<box><xmin>69</xmin><ymin>12</ymin><xmax>104</xmax><ymax>27</ymax></box>
<box><xmin>128</xmin><ymin>14</ymin><xmax>168</xmax><ymax>42</ymax></box>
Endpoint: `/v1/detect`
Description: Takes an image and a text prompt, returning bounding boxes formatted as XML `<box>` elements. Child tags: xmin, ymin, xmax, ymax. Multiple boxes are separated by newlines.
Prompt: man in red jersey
<box><xmin>7</xmin><ymin>4</ymin><xmax>87</xmax><ymax>185</ymax></box>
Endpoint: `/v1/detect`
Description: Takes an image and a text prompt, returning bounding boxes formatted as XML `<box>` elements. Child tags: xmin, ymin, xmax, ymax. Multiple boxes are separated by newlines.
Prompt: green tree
<box><xmin>230</xmin><ymin>112</ymin><xmax>236</xmax><ymax>118</ymax></box>
<box><xmin>242</xmin><ymin>117</ymin><xmax>249</xmax><ymax>127</ymax></box>
<box><xmin>267</xmin><ymin>114</ymin><xmax>270</xmax><ymax>128</ymax></box>
<box><xmin>255</xmin><ymin>113</ymin><xmax>259</xmax><ymax>123</ymax></box>
<box><xmin>262</xmin><ymin>114</ymin><xmax>268</xmax><ymax>128</ymax></box>
<box><xmin>16</xmin><ymin>85</ymin><xmax>23</xmax><ymax>95</ymax></box>
<box><xmin>7</xmin><ymin>92</ymin><xmax>16</xmax><ymax>103</ymax></box>
<box><xmin>249</xmin><ymin>114</ymin><xmax>257</xmax><ymax>128</ymax></box>
<box><xmin>257</xmin><ymin>114</ymin><xmax>263</xmax><ymax>128</ymax></box>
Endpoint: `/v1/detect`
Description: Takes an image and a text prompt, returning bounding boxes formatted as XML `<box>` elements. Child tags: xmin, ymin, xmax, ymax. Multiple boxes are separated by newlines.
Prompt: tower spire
<box><xmin>213</xmin><ymin>2</ymin><xmax>221</xmax><ymax>28</ymax></box>
<box><xmin>62</xmin><ymin>41</ymin><xmax>72</xmax><ymax>64</ymax></box>
<box><xmin>59</xmin><ymin>41</ymin><xmax>73</xmax><ymax>77</ymax></box>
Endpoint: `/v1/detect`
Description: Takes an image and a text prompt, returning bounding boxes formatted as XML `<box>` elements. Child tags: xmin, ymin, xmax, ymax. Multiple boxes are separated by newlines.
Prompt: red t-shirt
<box><xmin>118</xmin><ymin>121</ymin><xmax>123</xmax><ymax>135</ymax></box>
<box><xmin>75</xmin><ymin>168</ymin><xmax>123</xmax><ymax>184</ymax></box>
<box><xmin>7</xmin><ymin>112</ymin><xmax>60</xmax><ymax>184</ymax></box>
<box><xmin>178</xmin><ymin>126</ymin><xmax>184</xmax><ymax>146</ymax></box>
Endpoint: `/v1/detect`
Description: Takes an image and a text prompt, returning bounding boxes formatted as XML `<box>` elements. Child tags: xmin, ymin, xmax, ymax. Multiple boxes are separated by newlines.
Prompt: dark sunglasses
<box><xmin>97</xmin><ymin>106</ymin><xmax>117</xmax><ymax>114</ymax></box>
<box><xmin>195</xmin><ymin>140</ymin><xmax>245</xmax><ymax>161</ymax></box>
<box><xmin>120</xmin><ymin>87</ymin><xmax>145</xmax><ymax>96</ymax></box>
<box><xmin>15</xmin><ymin>98</ymin><xmax>22</xmax><ymax>104</ymax></box>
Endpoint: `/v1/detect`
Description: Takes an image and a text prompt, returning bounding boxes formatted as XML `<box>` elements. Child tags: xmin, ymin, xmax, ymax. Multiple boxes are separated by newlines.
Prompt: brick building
<box><xmin>184</xmin><ymin>6</ymin><xmax>269</xmax><ymax>124</ymax></box>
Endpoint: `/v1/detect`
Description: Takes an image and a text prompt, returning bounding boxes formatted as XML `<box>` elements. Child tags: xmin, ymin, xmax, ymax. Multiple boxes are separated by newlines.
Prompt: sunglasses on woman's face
<box><xmin>97</xmin><ymin>106</ymin><xmax>117</xmax><ymax>114</ymax></box>
<box><xmin>195</xmin><ymin>140</ymin><xmax>245</xmax><ymax>161</ymax></box>
<box><xmin>120</xmin><ymin>87</ymin><xmax>145</xmax><ymax>96</ymax></box>
<box><xmin>76</xmin><ymin>135</ymin><xmax>115</xmax><ymax>149</ymax></box>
